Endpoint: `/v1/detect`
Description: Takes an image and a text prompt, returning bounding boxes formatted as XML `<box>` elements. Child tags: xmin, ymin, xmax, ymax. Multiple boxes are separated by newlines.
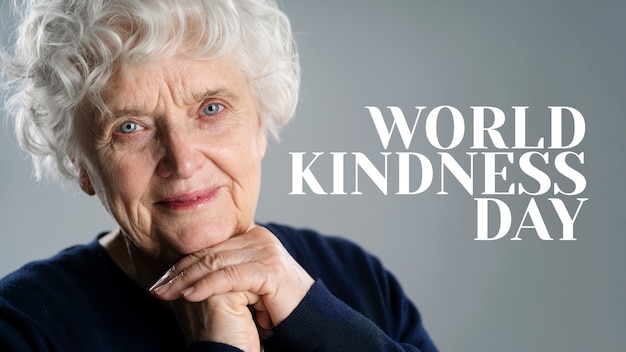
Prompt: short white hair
<box><xmin>2</xmin><ymin>0</ymin><xmax>300</xmax><ymax>181</ymax></box>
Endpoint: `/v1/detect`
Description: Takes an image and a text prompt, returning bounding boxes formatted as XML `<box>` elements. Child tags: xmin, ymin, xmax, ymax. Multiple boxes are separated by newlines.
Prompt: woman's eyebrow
<box><xmin>192</xmin><ymin>88</ymin><xmax>239</xmax><ymax>104</ymax></box>
<box><xmin>109</xmin><ymin>109</ymin><xmax>144</xmax><ymax>119</ymax></box>
<box><xmin>105</xmin><ymin>88</ymin><xmax>240</xmax><ymax>119</ymax></box>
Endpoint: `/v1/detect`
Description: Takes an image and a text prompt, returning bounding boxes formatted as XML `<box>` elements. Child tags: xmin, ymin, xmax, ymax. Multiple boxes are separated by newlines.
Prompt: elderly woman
<box><xmin>0</xmin><ymin>0</ymin><xmax>437</xmax><ymax>351</ymax></box>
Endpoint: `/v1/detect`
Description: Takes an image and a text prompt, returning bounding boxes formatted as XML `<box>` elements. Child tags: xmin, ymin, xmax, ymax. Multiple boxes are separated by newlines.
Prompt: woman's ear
<box><xmin>78</xmin><ymin>164</ymin><xmax>96</xmax><ymax>196</ymax></box>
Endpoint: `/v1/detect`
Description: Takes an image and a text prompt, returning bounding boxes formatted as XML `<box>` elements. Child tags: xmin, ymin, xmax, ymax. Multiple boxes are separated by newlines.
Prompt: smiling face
<box><xmin>76</xmin><ymin>56</ymin><xmax>267</xmax><ymax>264</ymax></box>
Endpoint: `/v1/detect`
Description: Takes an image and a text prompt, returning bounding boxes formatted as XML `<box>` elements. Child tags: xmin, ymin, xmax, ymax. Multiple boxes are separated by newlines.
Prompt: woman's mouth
<box><xmin>156</xmin><ymin>188</ymin><xmax>220</xmax><ymax>211</ymax></box>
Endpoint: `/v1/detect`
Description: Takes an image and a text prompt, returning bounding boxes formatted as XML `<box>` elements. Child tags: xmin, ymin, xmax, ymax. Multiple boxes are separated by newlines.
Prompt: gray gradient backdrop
<box><xmin>1</xmin><ymin>1</ymin><xmax>624</xmax><ymax>351</ymax></box>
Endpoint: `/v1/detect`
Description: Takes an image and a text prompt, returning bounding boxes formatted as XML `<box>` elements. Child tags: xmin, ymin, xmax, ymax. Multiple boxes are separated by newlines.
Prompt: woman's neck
<box><xmin>99</xmin><ymin>229</ymin><xmax>170</xmax><ymax>290</ymax></box>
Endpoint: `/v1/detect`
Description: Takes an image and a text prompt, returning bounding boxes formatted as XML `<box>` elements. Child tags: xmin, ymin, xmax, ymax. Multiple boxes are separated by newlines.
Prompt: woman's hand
<box><xmin>169</xmin><ymin>292</ymin><xmax>262</xmax><ymax>351</ymax></box>
<box><xmin>150</xmin><ymin>226</ymin><xmax>315</xmax><ymax>346</ymax></box>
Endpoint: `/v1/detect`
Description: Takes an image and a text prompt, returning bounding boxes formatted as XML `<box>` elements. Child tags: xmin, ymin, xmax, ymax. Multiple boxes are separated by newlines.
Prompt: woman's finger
<box><xmin>150</xmin><ymin>247</ymin><xmax>261</xmax><ymax>298</ymax></box>
<box><xmin>179</xmin><ymin>258</ymin><xmax>311</xmax><ymax>327</ymax></box>
<box><xmin>148</xmin><ymin>226</ymin><xmax>270</xmax><ymax>292</ymax></box>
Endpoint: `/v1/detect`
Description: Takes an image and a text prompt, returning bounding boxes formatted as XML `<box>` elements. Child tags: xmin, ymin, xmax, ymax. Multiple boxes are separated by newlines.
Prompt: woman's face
<box><xmin>76</xmin><ymin>56</ymin><xmax>267</xmax><ymax>263</ymax></box>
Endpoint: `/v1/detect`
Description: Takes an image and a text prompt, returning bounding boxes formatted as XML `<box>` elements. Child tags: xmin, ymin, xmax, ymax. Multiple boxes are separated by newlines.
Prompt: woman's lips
<box><xmin>156</xmin><ymin>188</ymin><xmax>219</xmax><ymax>211</ymax></box>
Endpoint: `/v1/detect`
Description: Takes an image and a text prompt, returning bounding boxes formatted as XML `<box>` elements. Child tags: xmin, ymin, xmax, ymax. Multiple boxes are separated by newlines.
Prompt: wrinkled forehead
<box><xmin>100</xmin><ymin>55</ymin><xmax>247</xmax><ymax>116</ymax></box>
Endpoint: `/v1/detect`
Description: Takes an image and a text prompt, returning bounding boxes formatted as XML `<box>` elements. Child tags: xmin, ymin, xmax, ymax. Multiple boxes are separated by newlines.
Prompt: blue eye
<box><xmin>119</xmin><ymin>121</ymin><xmax>139</xmax><ymax>133</ymax></box>
<box><xmin>202</xmin><ymin>103</ymin><xmax>224</xmax><ymax>116</ymax></box>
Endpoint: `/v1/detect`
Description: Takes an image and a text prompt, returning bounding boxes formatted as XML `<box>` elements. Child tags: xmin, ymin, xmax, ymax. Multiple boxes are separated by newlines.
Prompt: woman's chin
<box><xmin>162</xmin><ymin>223</ymin><xmax>236</xmax><ymax>255</ymax></box>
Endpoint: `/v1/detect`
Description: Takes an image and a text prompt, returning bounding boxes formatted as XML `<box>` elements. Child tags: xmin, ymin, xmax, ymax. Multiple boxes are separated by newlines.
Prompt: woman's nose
<box><xmin>156</xmin><ymin>124</ymin><xmax>204</xmax><ymax>179</ymax></box>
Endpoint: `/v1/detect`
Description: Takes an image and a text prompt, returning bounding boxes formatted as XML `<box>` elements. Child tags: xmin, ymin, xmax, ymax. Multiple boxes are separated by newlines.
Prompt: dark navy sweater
<box><xmin>0</xmin><ymin>223</ymin><xmax>437</xmax><ymax>351</ymax></box>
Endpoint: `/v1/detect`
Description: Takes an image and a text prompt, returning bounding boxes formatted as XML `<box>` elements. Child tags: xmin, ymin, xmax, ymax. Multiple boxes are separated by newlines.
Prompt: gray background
<box><xmin>1</xmin><ymin>1</ymin><xmax>625</xmax><ymax>351</ymax></box>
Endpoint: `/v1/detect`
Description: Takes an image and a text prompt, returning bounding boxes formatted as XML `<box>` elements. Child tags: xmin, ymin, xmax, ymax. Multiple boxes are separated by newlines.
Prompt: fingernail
<box><xmin>181</xmin><ymin>286</ymin><xmax>195</xmax><ymax>297</ymax></box>
<box><xmin>152</xmin><ymin>281</ymin><xmax>171</xmax><ymax>295</ymax></box>
<box><xmin>149</xmin><ymin>267</ymin><xmax>176</xmax><ymax>292</ymax></box>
